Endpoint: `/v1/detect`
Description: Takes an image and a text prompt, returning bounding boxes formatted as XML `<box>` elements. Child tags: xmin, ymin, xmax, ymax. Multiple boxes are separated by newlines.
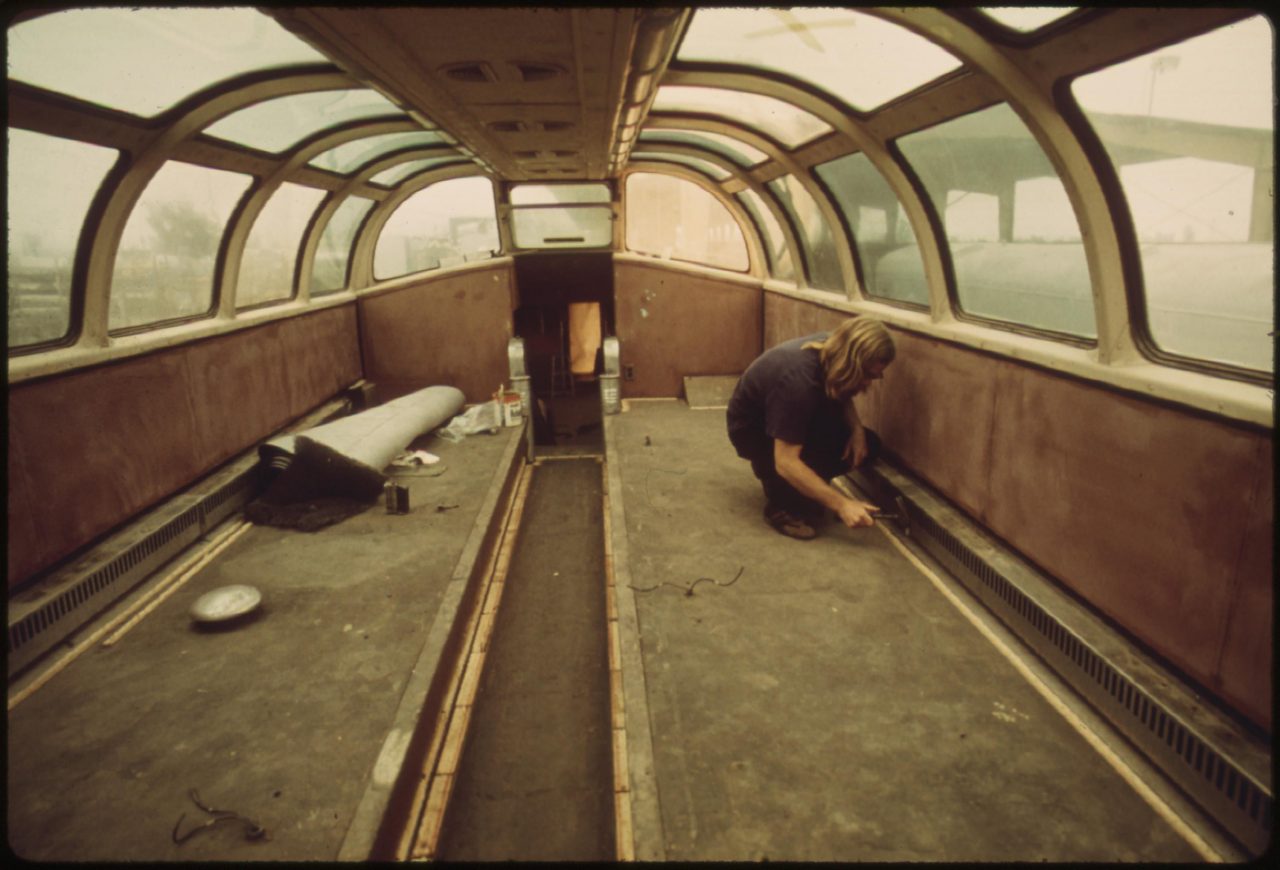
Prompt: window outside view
<box><xmin>736</xmin><ymin>189</ymin><xmax>796</xmax><ymax>282</ymax></box>
<box><xmin>677</xmin><ymin>8</ymin><xmax>961</xmax><ymax>112</ymax></box>
<box><xmin>7</xmin><ymin>8</ymin><xmax>324</xmax><ymax>117</ymax></box>
<box><xmin>237</xmin><ymin>183</ymin><xmax>327</xmax><ymax>308</ymax></box>
<box><xmin>1073</xmin><ymin>15</ymin><xmax>1274</xmax><ymax>372</ymax></box>
<box><xmin>109</xmin><ymin>161</ymin><xmax>252</xmax><ymax>331</ymax></box>
<box><xmin>311</xmin><ymin>197</ymin><xmax>374</xmax><ymax>295</ymax></box>
<box><xmin>510</xmin><ymin>183</ymin><xmax>613</xmax><ymax>249</ymax></box>
<box><xmin>7</xmin><ymin>130</ymin><xmax>118</xmax><ymax>348</ymax></box>
<box><xmin>768</xmin><ymin>175</ymin><xmax>844</xmax><ymax>293</ymax></box>
<box><xmin>895</xmin><ymin>103</ymin><xmax>1096</xmax><ymax>337</ymax></box>
<box><xmin>374</xmin><ymin>177</ymin><xmax>499</xmax><ymax>279</ymax></box>
<box><xmin>625</xmin><ymin>172</ymin><xmax>748</xmax><ymax>272</ymax></box>
<box><xmin>816</xmin><ymin>152</ymin><xmax>928</xmax><ymax>306</ymax></box>
<box><xmin>205</xmin><ymin>90</ymin><xmax>406</xmax><ymax>154</ymax></box>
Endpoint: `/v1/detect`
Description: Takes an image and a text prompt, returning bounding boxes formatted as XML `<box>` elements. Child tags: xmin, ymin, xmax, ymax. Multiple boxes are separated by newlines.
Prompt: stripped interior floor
<box><xmin>6</xmin><ymin>398</ymin><xmax>1248</xmax><ymax>861</ymax></box>
<box><xmin>605</xmin><ymin>400</ymin><xmax>1220</xmax><ymax>862</ymax></box>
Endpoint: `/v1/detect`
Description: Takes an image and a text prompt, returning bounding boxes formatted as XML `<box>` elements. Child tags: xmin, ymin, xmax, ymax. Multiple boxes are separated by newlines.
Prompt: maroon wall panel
<box><xmin>762</xmin><ymin>292</ymin><xmax>847</xmax><ymax>347</ymax></box>
<box><xmin>358</xmin><ymin>265</ymin><xmax>515</xmax><ymax>404</ymax></box>
<box><xmin>614</xmin><ymin>261</ymin><xmax>762</xmax><ymax>398</ymax></box>
<box><xmin>280</xmin><ymin>306</ymin><xmax>364</xmax><ymax>419</ymax></box>
<box><xmin>1214</xmin><ymin>444</ymin><xmax>1273</xmax><ymax>727</ymax></box>
<box><xmin>763</xmin><ymin>292</ymin><xmax>1272</xmax><ymax>730</ymax></box>
<box><xmin>7</xmin><ymin>305</ymin><xmax>362</xmax><ymax>589</ymax></box>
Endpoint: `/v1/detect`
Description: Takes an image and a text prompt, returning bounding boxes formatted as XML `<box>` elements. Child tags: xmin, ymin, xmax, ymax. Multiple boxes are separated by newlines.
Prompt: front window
<box><xmin>509</xmin><ymin>183</ymin><xmax>612</xmax><ymax>249</ymax></box>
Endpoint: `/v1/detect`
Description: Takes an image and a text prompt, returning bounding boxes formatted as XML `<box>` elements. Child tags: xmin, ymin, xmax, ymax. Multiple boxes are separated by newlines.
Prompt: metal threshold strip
<box><xmin>850</xmin><ymin>461</ymin><xmax>1272</xmax><ymax>858</ymax></box>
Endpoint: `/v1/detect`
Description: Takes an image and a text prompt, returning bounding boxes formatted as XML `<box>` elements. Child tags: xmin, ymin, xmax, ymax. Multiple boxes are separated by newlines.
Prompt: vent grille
<box><xmin>7</xmin><ymin>502</ymin><xmax>204</xmax><ymax>670</ymax></box>
<box><xmin>514</xmin><ymin>62</ymin><xmax>564</xmax><ymax>82</ymax></box>
<box><xmin>7</xmin><ymin>470</ymin><xmax>259</xmax><ymax>676</ymax></box>
<box><xmin>440</xmin><ymin>62</ymin><xmax>495</xmax><ymax>83</ymax></box>
<box><xmin>854</xmin><ymin>465</ymin><xmax>1272</xmax><ymax>857</ymax></box>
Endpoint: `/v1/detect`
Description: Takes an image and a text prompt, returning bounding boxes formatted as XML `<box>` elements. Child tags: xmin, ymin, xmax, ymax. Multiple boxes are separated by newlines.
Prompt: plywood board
<box><xmin>682</xmin><ymin>375</ymin><xmax>741</xmax><ymax>409</ymax></box>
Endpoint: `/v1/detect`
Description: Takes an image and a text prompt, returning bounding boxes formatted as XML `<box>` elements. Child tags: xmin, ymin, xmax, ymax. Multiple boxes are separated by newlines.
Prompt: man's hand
<box><xmin>835</xmin><ymin>499</ymin><xmax>880</xmax><ymax>528</ymax></box>
<box><xmin>843</xmin><ymin>426</ymin><xmax>869</xmax><ymax>468</ymax></box>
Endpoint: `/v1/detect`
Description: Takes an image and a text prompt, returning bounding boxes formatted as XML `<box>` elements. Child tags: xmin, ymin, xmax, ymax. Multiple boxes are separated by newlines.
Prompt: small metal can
<box><xmin>384</xmin><ymin>482</ymin><xmax>410</xmax><ymax>514</ymax></box>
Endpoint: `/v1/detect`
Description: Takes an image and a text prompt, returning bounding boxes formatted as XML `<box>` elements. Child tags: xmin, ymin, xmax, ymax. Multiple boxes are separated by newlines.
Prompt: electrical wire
<box><xmin>629</xmin><ymin>566</ymin><xmax>744</xmax><ymax>597</ymax></box>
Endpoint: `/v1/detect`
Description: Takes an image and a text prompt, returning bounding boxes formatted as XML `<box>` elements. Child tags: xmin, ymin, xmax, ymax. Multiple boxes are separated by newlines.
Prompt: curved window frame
<box><xmin>812</xmin><ymin>152</ymin><xmax>930</xmax><ymax>310</ymax></box>
<box><xmin>108</xmin><ymin>160</ymin><xmax>255</xmax><ymax>335</ymax></box>
<box><xmin>235</xmin><ymin>181</ymin><xmax>328</xmax><ymax>311</ymax></box>
<box><xmin>623</xmin><ymin>169</ymin><xmax>751</xmax><ymax>274</ymax></box>
<box><xmin>893</xmin><ymin>102</ymin><xmax>1099</xmax><ymax>345</ymax></box>
<box><xmin>7</xmin><ymin>130</ymin><xmax>120</xmax><ymax>352</ymax></box>
<box><xmin>1065</xmin><ymin>15</ymin><xmax>1274</xmax><ymax>381</ymax></box>
<box><xmin>372</xmin><ymin>176</ymin><xmax>500</xmax><ymax>281</ymax></box>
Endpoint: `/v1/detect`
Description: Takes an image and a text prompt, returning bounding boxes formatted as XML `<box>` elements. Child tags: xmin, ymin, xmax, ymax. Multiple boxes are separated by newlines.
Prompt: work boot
<box><xmin>763</xmin><ymin>502</ymin><xmax>817</xmax><ymax>540</ymax></box>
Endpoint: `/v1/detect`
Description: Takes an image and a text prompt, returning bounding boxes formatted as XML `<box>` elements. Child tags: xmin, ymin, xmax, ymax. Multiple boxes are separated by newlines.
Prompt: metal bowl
<box><xmin>189</xmin><ymin>585</ymin><xmax>262</xmax><ymax>623</ymax></box>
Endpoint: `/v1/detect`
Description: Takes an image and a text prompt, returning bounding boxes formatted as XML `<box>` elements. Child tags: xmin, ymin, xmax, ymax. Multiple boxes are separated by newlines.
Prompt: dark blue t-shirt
<box><xmin>726</xmin><ymin>333</ymin><xmax>849</xmax><ymax>451</ymax></box>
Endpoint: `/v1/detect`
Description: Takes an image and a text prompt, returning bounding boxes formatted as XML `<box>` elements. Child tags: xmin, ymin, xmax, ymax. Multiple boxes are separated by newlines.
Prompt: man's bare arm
<box><xmin>774</xmin><ymin>439</ymin><xmax>878</xmax><ymax>528</ymax></box>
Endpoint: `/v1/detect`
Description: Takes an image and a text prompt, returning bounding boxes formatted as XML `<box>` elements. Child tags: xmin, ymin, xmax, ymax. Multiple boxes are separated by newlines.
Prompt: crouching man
<box><xmin>726</xmin><ymin>317</ymin><xmax>894</xmax><ymax>540</ymax></box>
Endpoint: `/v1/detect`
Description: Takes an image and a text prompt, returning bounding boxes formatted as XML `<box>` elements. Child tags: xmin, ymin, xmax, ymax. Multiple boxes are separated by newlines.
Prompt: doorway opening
<box><xmin>515</xmin><ymin>302</ymin><xmax>605</xmax><ymax>453</ymax></box>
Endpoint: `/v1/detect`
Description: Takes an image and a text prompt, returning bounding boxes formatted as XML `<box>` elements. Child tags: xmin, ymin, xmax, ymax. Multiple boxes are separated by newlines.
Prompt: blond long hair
<box><xmin>802</xmin><ymin>317</ymin><xmax>895</xmax><ymax>399</ymax></box>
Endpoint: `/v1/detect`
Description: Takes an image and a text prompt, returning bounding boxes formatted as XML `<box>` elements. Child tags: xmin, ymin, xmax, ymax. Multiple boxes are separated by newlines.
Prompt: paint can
<box><xmin>500</xmin><ymin>391</ymin><xmax>523</xmax><ymax>427</ymax></box>
<box><xmin>384</xmin><ymin>481</ymin><xmax>410</xmax><ymax>514</ymax></box>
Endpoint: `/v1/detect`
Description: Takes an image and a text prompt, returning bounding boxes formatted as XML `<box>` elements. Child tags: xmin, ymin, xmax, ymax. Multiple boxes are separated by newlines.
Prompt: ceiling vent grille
<box><xmin>514</xmin><ymin>62</ymin><xmax>565</xmax><ymax>82</ymax></box>
<box><xmin>850</xmin><ymin>462</ymin><xmax>1272</xmax><ymax>858</ymax></box>
<box><xmin>440</xmin><ymin>62</ymin><xmax>496</xmax><ymax>83</ymax></box>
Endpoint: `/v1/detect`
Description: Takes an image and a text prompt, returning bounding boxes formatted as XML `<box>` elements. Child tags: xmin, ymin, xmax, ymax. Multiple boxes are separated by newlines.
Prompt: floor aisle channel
<box><xmin>435</xmin><ymin>458</ymin><xmax>615</xmax><ymax>860</ymax></box>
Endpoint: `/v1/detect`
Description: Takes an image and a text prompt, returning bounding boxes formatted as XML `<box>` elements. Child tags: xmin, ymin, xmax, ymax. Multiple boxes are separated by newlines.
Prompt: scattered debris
<box><xmin>172</xmin><ymin>788</ymin><xmax>267</xmax><ymax>845</ymax></box>
<box><xmin>391</xmin><ymin>450</ymin><xmax>440</xmax><ymax>467</ymax></box>
<box><xmin>436</xmin><ymin>504</ymin><xmax>460</xmax><ymax>513</ymax></box>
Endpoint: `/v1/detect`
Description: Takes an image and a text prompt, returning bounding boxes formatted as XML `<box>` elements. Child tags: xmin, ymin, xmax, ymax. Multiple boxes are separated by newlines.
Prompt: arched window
<box><xmin>7</xmin><ymin>130</ymin><xmax>117</xmax><ymax>348</ymax></box>
<box><xmin>625</xmin><ymin>173</ymin><xmax>748</xmax><ymax>272</ymax></box>
<box><xmin>374</xmin><ymin>177</ymin><xmax>499</xmax><ymax>279</ymax></box>
<box><xmin>311</xmin><ymin>197</ymin><xmax>375</xmax><ymax>295</ymax></box>
<box><xmin>237</xmin><ymin>183</ymin><xmax>327</xmax><ymax>309</ymax></box>
<box><xmin>896</xmin><ymin>104</ymin><xmax>1096</xmax><ymax>338</ymax></box>
<box><xmin>1072</xmin><ymin>15</ymin><xmax>1273</xmax><ymax>372</ymax></box>
<box><xmin>110</xmin><ymin>161</ymin><xmax>251</xmax><ymax>331</ymax></box>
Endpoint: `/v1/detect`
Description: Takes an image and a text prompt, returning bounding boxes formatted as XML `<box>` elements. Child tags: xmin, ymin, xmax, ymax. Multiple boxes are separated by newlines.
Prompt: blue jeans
<box><xmin>728</xmin><ymin>426</ymin><xmax>881</xmax><ymax>518</ymax></box>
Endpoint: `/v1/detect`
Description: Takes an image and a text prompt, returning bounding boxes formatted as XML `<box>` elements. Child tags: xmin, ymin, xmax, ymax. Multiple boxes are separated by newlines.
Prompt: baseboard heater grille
<box><xmin>851</xmin><ymin>462</ymin><xmax>1272</xmax><ymax>858</ymax></box>
<box><xmin>7</xmin><ymin>396</ymin><xmax>352</xmax><ymax>679</ymax></box>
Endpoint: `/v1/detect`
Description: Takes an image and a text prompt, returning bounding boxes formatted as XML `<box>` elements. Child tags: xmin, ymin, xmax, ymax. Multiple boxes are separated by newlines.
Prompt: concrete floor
<box><xmin>6</xmin><ymin>426</ymin><xmax>521</xmax><ymax>862</ymax></box>
<box><xmin>605</xmin><ymin>400</ymin><xmax>1205</xmax><ymax>862</ymax></box>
